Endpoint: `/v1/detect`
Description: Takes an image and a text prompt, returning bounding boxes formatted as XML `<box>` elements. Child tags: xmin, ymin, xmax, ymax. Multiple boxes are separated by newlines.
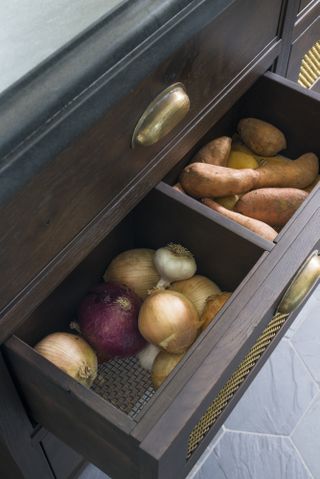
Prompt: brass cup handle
<box><xmin>277</xmin><ymin>250</ymin><xmax>320</xmax><ymax>315</ymax></box>
<box><xmin>132</xmin><ymin>83</ymin><xmax>190</xmax><ymax>148</ymax></box>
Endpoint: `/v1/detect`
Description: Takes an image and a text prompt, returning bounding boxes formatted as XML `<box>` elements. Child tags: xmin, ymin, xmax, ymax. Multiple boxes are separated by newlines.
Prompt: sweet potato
<box><xmin>234</xmin><ymin>188</ymin><xmax>308</xmax><ymax>226</ymax></box>
<box><xmin>180</xmin><ymin>162</ymin><xmax>256</xmax><ymax>197</ymax></box>
<box><xmin>202</xmin><ymin>198</ymin><xmax>278</xmax><ymax>241</ymax></box>
<box><xmin>304</xmin><ymin>175</ymin><xmax>320</xmax><ymax>193</ymax></box>
<box><xmin>179</xmin><ymin>153</ymin><xmax>318</xmax><ymax>198</ymax></box>
<box><xmin>237</xmin><ymin>118</ymin><xmax>287</xmax><ymax>156</ymax></box>
<box><xmin>254</xmin><ymin>153</ymin><xmax>318</xmax><ymax>189</ymax></box>
<box><xmin>201</xmin><ymin>292</ymin><xmax>232</xmax><ymax>330</ymax></box>
<box><xmin>194</xmin><ymin>136</ymin><xmax>232</xmax><ymax>166</ymax></box>
<box><xmin>173</xmin><ymin>182</ymin><xmax>185</xmax><ymax>193</ymax></box>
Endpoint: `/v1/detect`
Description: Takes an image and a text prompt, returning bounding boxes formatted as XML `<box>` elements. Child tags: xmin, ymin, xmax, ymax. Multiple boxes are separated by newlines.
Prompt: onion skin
<box><xmin>138</xmin><ymin>290</ymin><xmax>199</xmax><ymax>354</ymax></box>
<box><xmin>35</xmin><ymin>332</ymin><xmax>98</xmax><ymax>388</ymax></box>
<box><xmin>103</xmin><ymin>249</ymin><xmax>160</xmax><ymax>299</ymax></box>
<box><xmin>78</xmin><ymin>282</ymin><xmax>146</xmax><ymax>362</ymax></box>
<box><xmin>152</xmin><ymin>351</ymin><xmax>184</xmax><ymax>389</ymax></box>
<box><xmin>137</xmin><ymin>343</ymin><xmax>160</xmax><ymax>371</ymax></box>
<box><xmin>201</xmin><ymin>292</ymin><xmax>232</xmax><ymax>330</ymax></box>
<box><xmin>170</xmin><ymin>275</ymin><xmax>221</xmax><ymax>316</ymax></box>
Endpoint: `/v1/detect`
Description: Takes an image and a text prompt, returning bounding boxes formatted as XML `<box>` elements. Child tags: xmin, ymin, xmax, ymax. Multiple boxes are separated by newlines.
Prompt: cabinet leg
<box><xmin>0</xmin><ymin>352</ymin><xmax>54</xmax><ymax>479</ymax></box>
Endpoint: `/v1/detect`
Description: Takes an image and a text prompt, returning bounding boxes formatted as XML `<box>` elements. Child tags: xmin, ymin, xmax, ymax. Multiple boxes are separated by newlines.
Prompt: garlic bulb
<box><xmin>35</xmin><ymin>332</ymin><xmax>98</xmax><ymax>388</ymax></box>
<box><xmin>103</xmin><ymin>248</ymin><xmax>160</xmax><ymax>299</ymax></box>
<box><xmin>154</xmin><ymin>243</ymin><xmax>197</xmax><ymax>288</ymax></box>
<box><xmin>137</xmin><ymin>344</ymin><xmax>160</xmax><ymax>371</ymax></box>
<box><xmin>170</xmin><ymin>275</ymin><xmax>221</xmax><ymax>316</ymax></box>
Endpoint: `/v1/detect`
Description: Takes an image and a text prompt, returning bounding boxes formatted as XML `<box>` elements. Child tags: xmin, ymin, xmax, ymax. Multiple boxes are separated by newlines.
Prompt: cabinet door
<box><xmin>287</xmin><ymin>17</ymin><xmax>320</xmax><ymax>92</ymax></box>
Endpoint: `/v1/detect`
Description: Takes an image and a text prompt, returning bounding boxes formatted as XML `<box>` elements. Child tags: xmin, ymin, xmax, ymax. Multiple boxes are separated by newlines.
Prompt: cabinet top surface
<box><xmin>0</xmin><ymin>0</ymin><xmax>129</xmax><ymax>95</ymax></box>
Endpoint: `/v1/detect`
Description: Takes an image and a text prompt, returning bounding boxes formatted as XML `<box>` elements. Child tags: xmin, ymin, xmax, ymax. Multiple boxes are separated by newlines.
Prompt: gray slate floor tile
<box><xmin>225</xmin><ymin>340</ymin><xmax>318</xmax><ymax>435</ymax></box>
<box><xmin>292</xmin><ymin>393</ymin><xmax>320</xmax><ymax>479</ymax></box>
<box><xmin>191</xmin><ymin>431</ymin><xmax>312</xmax><ymax>479</ymax></box>
<box><xmin>187</xmin><ymin>428</ymin><xmax>225</xmax><ymax>479</ymax></box>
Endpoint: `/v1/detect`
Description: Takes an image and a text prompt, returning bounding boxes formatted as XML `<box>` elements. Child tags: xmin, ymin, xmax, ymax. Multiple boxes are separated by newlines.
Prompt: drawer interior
<box><xmin>11</xmin><ymin>185</ymin><xmax>267</xmax><ymax>424</ymax></box>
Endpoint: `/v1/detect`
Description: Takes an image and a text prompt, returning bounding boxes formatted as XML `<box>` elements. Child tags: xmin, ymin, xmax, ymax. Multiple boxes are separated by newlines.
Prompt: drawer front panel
<box><xmin>0</xmin><ymin>0</ymin><xmax>283</xmax><ymax>317</ymax></box>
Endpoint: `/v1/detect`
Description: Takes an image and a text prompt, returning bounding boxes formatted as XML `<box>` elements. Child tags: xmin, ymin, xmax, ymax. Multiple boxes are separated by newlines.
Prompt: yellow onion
<box><xmin>138</xmin><ymin>290</ymin><xmax>199</xmax><ymax>354</ymax></box>
<box><xmin>201</xmin><ymin>292</ymin><xmax>232</xmax><ymax>330</ymax></box>
<box><xmin>103</xmin><ymin>249</ymin><xmax>160</xmax><ymax>299</ymax></box>
<box><xmin>152</xmin><ymin>350</ymin><xmax>184</xmax><ymax>389</ymax></box>
<box><xmin>35</xmin><ymin>332</ymin><xmax>98</xmax><ymax>388</ymax></box>
<box><xmin>170</xmin><ymin>275</ymin><xmax>221</xmax><ymax>316</ymax></box>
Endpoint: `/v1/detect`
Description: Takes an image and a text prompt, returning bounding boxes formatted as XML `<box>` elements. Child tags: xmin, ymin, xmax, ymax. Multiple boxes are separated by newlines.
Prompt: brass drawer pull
<box><xmin>277</xmin><ymin>250</ymin><xmax>320</xmax><ymax>314</ymax></box>
<box><xmin>132</xmin><ymin>83</ymin><xmax>190</xmax><ymax>147</ymax></box>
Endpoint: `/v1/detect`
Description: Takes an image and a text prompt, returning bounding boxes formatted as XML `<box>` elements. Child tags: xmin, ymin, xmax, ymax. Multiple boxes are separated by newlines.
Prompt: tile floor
<box><xmin>79</xmin><ymin>283</ymin><xmax>320</xmax><ymax>479</ymax></box>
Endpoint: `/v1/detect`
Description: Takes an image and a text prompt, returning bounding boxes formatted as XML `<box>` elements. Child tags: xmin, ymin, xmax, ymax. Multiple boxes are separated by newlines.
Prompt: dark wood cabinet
<box><xmin>1</xmin><ymin>1</ymin><xmax>320</xmax><ymax>478</ymax></box>
<box><xmin>277</xmin><ymin>0</ymin><xmax>320</xmax><ymax>90</ymax></box>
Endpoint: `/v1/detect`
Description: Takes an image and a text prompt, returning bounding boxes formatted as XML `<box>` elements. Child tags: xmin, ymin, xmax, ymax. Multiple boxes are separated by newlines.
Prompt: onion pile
<box><xmin>201</xmin><ymin>292</ymin><xmax>232</xmax><ymax>330</ymax></box>
<box><xmin>103</xmin><ymin>249</ymin><xmax>160</xmax><ymax>298</ymax></box>
<box><xmin>35</xmin><ymin>332</ymin><xmax>98</xmax><ymax>387</ymax></box>
<box><xmin>151</xmin><ymin>350</ymin><xmax>184</xmax><ymax>389</ymax></box>
<box><xmin>170</xmin><ymin>275</ymin><xmax>221</xmax><ymax>316</ymax></box>
<box><xmin>138</xmin><ymin>289</ymin><xmax>200</xmax><ymax>354</ymax></box>
<box><xmin>137</xmin><ymin>343</ymin><xmax>160</xmax><ymax>371</ymax></box>
<box><xmin>34</xmin><ymin>241</ymin><xmax>231</xmax><ymax>393</ymax></box>
<box><xmin>78</xmin><ymin>281</ymin><xmax>146</xmax><ymax>361</ymax></box>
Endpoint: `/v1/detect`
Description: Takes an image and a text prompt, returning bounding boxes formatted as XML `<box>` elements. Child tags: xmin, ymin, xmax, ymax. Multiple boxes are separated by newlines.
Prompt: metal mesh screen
<box><xmin>298</xmin><ymin>41</ymin><xmax>320</xmax><ymax>89</ymax></box>
<box><xmin>186</xmin><ymin>312</ymin><xmax>289</xmax><ymax>459</ymax></box>
<box><xmin>92</xmin><ymin>356</ymin><xmax>155</xmax><ymax>419</ymax></box>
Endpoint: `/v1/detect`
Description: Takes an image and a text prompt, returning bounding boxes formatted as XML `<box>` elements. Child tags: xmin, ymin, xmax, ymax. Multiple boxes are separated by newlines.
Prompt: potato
<box><xmin>237</xmin><ymin>118</ymin><xmax>287</xmax><ymax>156</ymax></box>
<box><xmin>231</xmin><ymin>138</ymin><xmax>290</xmax><ymax>165</ymax></box>
<box><xmin>234</xmin><ymin>188</ymin><xmax>308</xmax><ymax>226</ymax></box>
<box><xmin>194</xmin><ymin>136</ymin><xmax>232</xmax><ymax>166</ymax></box>
<box><xmin>201</xmin><ymin>292</ymin><xmax>232</xmax><ymax>330</ymax></box>
<box><xmin>202</xmin><ymin>198</ymin><xmax>278</xmax><ymax>241</ymax></box>
<box><xmin>215</xmin><ymin>195</ymin><xmax>239</xmax><ymax>210</ymax></box>
<box><xmin>227</xmin><ymin>150</ymin><xmax>259</xmax><ymax>169</ymax></box>
<box><xmin>179</xmin><ymin>153</ymin><xmax>318</xmax><ymax>198</ymax></box>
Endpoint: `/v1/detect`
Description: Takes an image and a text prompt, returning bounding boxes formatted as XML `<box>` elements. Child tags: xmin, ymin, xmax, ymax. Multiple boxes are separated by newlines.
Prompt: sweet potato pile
<box><xmin>178</xmin><ymin>118</ymin><xmax>319</xmax><ymax>241</ymax></box>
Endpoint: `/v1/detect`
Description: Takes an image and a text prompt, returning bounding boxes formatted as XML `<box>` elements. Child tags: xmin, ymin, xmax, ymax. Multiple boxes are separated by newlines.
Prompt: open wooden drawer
<box><xmin>3</xmin><ymin>73</ymin><xmax>320</xmax><ymax>479</ymax></box>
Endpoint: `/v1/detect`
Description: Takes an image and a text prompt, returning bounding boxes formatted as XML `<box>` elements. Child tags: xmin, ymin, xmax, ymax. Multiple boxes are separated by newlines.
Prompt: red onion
<box><xmin>78</xmin><ymin>281</ymin><xmax>145</xmax><ymax>361</ymax></box>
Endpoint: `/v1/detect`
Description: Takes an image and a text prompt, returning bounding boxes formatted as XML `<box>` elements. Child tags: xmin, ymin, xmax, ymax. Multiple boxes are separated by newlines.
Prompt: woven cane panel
<box><xmin>186</xmin><ymin>312</ymin><xmax>289</xmax><ymax>459</ymax></box>
<box><xmin>92</xmin><ymin>356</ymin><xmax>155</xmax><ymax>419</ymax></box>
<box><xmin>298</xmin><ymin>41</ymin><xmax>320</xmax><ymax>89</ymax></box>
